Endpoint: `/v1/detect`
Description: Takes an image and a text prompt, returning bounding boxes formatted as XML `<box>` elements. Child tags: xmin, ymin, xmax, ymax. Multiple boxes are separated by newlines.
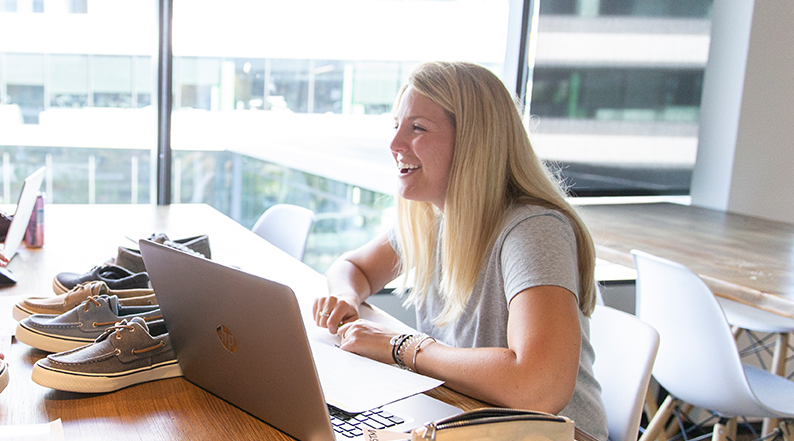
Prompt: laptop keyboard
<box><xmin>328</xmin><ymin>405</ymin><xmax>405</xmax><ymax>439</ymax></box>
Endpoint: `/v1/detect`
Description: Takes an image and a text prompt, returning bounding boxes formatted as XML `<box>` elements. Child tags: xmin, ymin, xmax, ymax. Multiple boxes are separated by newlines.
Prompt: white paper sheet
<box><xmin>306</xmin><ymin>322</ymin><xmax>443</xmax><ymax>413</ymax></box>
<box><xmin>0</xmin><ymin>419</ymin><xmax>65</xmax><ymax>441</ymax></box>
<box><xmin>296</xmin><ymin>293</ymin><xmax>443</xmax><ymax>413</ymax></box>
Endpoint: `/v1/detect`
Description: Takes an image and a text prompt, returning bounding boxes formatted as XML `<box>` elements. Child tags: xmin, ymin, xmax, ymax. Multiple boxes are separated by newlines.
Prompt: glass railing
<box><xmin>0</xmin><ymin>144</ymin><xmax>393</xmax><ymax>274</ymax></box>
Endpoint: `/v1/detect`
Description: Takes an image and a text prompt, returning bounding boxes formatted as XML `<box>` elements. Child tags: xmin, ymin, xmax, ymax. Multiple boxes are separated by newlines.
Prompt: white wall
<box><xmin>691</xmin><ymin>0</ymin><xmax>794</xmax><ymax>224</ymax></box>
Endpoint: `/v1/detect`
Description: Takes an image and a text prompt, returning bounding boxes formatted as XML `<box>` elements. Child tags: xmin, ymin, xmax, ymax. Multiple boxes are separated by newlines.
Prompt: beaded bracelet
<box><xmin>390</xmin><ymin>334</ymin><xmax>410</xmax><ymax>366</ymax></box>
<box><xmin>396</xmin><ymin>334</ymin><xmax>420</xmax><ymax>370</ymax></box>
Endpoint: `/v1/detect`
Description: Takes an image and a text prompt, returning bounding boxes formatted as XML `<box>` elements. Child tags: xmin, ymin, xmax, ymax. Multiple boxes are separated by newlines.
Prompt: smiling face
<box><xmin>390</xmin><ymin>87</ymin><xmax>456</xmax><ymax>211</ymax></box>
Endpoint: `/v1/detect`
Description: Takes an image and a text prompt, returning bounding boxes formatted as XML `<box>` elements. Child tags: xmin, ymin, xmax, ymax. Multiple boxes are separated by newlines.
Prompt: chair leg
<box><xmin>712</xmin><ymin>420</ymin><xmax>729</xmax><ymax>441</ymax></box>
<box><xmin>640</xmin><ymin>395</ymin><xmax>678</xmax><ymax>441</ymax></box>
<box><xmin>780</xmin><ymin>419</ymin><xmax>793</xmax><ymax>441</ymax></box>
<box><xmin>762</xmin><ymin>332</ymin><xmax>790</xmax><ymax>436</ymax></box>
<box><xmin>662</xmin><ymin>403</ymin><xmax>693</xmax><ymax>441</ymax></box>
<box><xmin>645</xmin><ymin>384</ymin><xmax>659</xmax><ymax>420</ymax></box>
<box><xmin>726</xmin><ymin>418</ymin><xmax>737</xmax><ymax>441</ymax></box>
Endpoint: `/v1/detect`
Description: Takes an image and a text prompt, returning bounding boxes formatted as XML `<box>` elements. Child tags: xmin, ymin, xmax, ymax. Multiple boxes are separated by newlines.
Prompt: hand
<box><xmin>312</xmin><ymin>295</ymin><xmax>360</xmax><ymax>335</ymax></box>
<box><xmin>337</xmin><ymin>319</ymin><xmax>399</xmax><ymax>365</ymax></box>
<box><xmin>0</xmin><ymin>250</ymin><xmax>8</xmax><ymax>267</ymax></box>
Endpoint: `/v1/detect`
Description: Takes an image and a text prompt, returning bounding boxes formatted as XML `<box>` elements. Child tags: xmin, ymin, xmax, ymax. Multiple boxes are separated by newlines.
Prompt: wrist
<box><xmin>391</xmin><ymin>333</ymin><xmax>436</xmax><ymax>374</ymax></box>
<box><xmin>330</xmin><ymin>293</ymin><xmax>362</xmax><ymax>309</ymax></box>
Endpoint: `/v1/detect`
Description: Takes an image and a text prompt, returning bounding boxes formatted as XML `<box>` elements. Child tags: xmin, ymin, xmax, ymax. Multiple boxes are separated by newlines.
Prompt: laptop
<box><xmin>139</xmin><ymin>239</ymin><xmax>461</xmax><ymax>441</ymax></box>
<box><xmin>0</xmin><ymin>166</ymin><xmax>46</xmax><ymax>284</ymax></box>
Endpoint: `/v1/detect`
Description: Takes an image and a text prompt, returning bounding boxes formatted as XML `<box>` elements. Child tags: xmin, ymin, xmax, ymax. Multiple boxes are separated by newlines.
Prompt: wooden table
<box><xmin>579</xmin><ymin>202</ymin><xmax>794</xmax><ymax>319</ymax></box>
<box><xmin>0</xmin><ymin>204</ymin><xmax>483</xmax><ymax>440</ymax></box>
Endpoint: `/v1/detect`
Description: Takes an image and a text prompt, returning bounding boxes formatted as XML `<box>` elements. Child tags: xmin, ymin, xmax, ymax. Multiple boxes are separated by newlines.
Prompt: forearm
<box><xmin>413</xmin><ymin>342</ymin><xmax>577</xmax><ymax>414</ymax></box>
<box><xmin>325</xmin><ymin>257</ymin><xmax>376</xmax><ymax>306</ymax></box>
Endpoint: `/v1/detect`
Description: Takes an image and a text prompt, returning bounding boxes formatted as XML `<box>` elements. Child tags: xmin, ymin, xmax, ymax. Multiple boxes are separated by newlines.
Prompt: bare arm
<box><xmin>337</xmin><ymin>285</ymin><xmax>582</xmax><ymax>413</ymax></box>
<box><xmin>313</xmin><ymin>232</ymin><xmax>401</xmax><ymax>333</ymax></box>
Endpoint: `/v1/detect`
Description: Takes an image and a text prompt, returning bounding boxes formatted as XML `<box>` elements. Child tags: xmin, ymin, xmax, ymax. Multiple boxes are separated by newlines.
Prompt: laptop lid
<box><xmin>3</xmin><ymin>166</ymin><xmax>46</xmax><ymax>259</ymax></box>
<box><xmin>139</xmin><ymin>240</ymin><xmax>336</xmax><ymax>441</ymax></box>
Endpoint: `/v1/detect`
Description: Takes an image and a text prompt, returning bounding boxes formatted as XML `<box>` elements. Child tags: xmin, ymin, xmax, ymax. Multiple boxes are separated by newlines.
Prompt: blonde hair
<box><xmin>395</xmin><ymin>61</ymin><xmax>597</xmax><ymax>325</ymax></box>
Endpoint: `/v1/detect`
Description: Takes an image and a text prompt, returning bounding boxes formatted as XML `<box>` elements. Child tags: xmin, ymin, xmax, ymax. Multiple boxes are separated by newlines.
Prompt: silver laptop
<box><xmin>139</xmin><ymin>239</ymin><xmax>461</xmax><ymax>441</ymax></box>
<box><xmin>2</xmin><ymin>166</ymin><xmax>46</xmax><ymax>260</ymax></box>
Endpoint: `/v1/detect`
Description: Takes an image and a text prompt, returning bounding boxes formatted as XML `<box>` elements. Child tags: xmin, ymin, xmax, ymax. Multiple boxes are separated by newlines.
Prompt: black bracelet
<box><xmin>395</xmin><ymin>334</ymin><xmax>419</xmax><ymax>370</ymax></box>
<box><xmin>390</xmin><ymin>334</ymin><xmax>410</xmax><ymax>365</ymax></box>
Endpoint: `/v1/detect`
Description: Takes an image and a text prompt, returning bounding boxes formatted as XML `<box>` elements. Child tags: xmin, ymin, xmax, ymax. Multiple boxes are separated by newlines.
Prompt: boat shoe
<box><xmin>31</xmin><ymin>317</ymin><xmax>182</xmax><ymax>393</ymax></box>
<box><xmin>111</xmin><ymin>234</ymin><xmax>211</xmax><ymax>274</ymax></box>
<box><xmin>13</xmin><ymin>281</ymin><xmax>156</xmax><ymax>321</ymax></box>
<box><xmin>16</xmin><ymin>295</ymin><xmax>163</xmax><ymax>353</ymax></box>
<box><xmin>52</xmin><ymin>264</ymin><xmax>150</xmax><ymax>295</ymax></box>
<box><xmin>0</xmin><ymin>359</ymin><xmax>8</xmax><ymax>394</ymax></box>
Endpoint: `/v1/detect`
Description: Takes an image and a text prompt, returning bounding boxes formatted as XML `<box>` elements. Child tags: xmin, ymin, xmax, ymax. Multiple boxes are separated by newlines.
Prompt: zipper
<box><xmin>416</xmin><ymin>409</ymin><xmax>568</xmax><ymax>440</ymax></box>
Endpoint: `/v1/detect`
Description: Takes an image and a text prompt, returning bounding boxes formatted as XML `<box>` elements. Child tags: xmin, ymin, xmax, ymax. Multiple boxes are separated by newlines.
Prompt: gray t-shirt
<box><xmin>389</xmin><ymin>204</ymin><xmax>608</xmax><ymax>441</ymax></box>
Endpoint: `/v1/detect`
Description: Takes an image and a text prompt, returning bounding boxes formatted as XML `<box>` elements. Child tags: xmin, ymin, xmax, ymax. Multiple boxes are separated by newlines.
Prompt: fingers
<box><xmin>312</xmin><ymin>296</ymin><xmax>334</xmax><ymax>329</ymax></box>
<box><xmin>313</xmin><ymin>296</ymin><xmax>358</xmax><ymax>335</ymax></box>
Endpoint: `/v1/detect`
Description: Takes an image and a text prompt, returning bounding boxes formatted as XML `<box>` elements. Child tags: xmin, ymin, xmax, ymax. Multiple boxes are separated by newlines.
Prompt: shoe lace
<box><xmin>103</xmin><ymin>322</ymin><xmax>165</xmax><ymax>353</ymax></box>
<box><xmin>83</xmin><ymin>295</ymin><xmax>102</xmax><ymax>312</ymax></box>
<box><xmin>105</xmin><ymin>323</ymin><xmax>135</xmax><ymax>340</ymax></box>
<box><xmin>68</xmin><ymin>280</ymin><xmax>104</xmax><ymax>295</ymax></box>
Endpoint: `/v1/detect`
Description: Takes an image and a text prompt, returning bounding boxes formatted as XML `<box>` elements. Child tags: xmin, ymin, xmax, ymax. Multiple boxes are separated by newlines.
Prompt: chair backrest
<box><xmin>590</xmin><ymin>305</ymin><xmax>659</xmax><ymax>441</ymax></box>
<box><xmin>631</xmin><ymin>250</ymin><xmax>771</xmax><ymax>417</ymax></box>
<box><xmin>251</xmin><ymin>204</ymin><xmax>315</xmax><ymax>261</ymax></box>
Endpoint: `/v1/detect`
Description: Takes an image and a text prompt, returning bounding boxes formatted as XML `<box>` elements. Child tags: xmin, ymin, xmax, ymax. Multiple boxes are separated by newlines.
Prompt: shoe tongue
<box><xmin>107</xmin><ymin>295</ymin><xmax>120</xmax><ymax>314</ymax></box>
<box><xmin>129</xmin><ymin>316</ymin><xmax>149</xmax><ymax>332</ymax></box>
<box><xmin>149</xmin><ymin>233</ymin><xmax>170</xmax><ymax>244</ymax></box>
<box><xmin>94</xmin><ymin>281</ymin><xmax>109</xmax><ymax>295</ymax></box>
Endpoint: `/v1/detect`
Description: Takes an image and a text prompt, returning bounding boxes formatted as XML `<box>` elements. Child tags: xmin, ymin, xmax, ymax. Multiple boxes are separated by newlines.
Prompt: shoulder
<box><xmin>500</xmin><ymin>204</ymin><xmax>574</xmax><ymax>240</ymax></box>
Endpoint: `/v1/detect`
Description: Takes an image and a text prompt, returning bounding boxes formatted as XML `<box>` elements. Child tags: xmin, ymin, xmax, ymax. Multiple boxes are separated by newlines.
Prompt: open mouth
<box><xmin>398</xmin><ymin>162</ymin><xmax>421</xmax><ymax>174</ymax></box>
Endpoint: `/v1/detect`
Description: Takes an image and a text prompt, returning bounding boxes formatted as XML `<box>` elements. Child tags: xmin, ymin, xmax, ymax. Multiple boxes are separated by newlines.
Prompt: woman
<box><xmin>313</xmin><ymin>61</ymin><xmax>608</xmax><ymax>440</ymax></box>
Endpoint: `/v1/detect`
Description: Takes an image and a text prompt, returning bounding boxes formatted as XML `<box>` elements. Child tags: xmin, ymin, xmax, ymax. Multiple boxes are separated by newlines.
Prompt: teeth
<box><xmin>398</xmin><ymin>162</ymin><xmax>420</xmax><ymax>170</ymax></box>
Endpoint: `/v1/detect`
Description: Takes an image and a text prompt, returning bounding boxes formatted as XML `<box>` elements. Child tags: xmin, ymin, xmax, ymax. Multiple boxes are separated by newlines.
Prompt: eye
<box><xmin>412</xmin><ymin>124</ymin><xmax>426</xmax><ymax>132</ymax></box>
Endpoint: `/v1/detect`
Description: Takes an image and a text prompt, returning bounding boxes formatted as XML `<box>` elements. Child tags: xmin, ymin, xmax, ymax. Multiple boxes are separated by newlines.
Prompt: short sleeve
<box><xmin>388</xmin><ymin>224</ymin><xmax>401</xmax><ymax>257</ymax></box>
<box><xmin>501</xmin><ymin>212</ymin><xmax>579</xmax><ymax>304</ymax></box>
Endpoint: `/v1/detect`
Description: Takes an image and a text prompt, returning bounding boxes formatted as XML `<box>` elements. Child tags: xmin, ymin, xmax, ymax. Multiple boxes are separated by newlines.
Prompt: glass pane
<box><xmin>172</xmin><ymin>0</ymin><xmax>511</xmax><ymax>272</ymax></box>
<box><xmin>0</xmin><ymin>1</ymin><xmax>158</xmax><ymax>205</ymax></box>
<box><xmin>529</xmin><ymin>0</ymin><xmax>713</xmax><ymax>196</ymax></box>
<box><xmin>93</xmin><ymin>55</ymin><xmax>133</xmax><ymax>108</ymax></box>
<box><xmin>50</xmin><ymin>54</ymin><xmax>88</xmax><ymax>108</ymax></box>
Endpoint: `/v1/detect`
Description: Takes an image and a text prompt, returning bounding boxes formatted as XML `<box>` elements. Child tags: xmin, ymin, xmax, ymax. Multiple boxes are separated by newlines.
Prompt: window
<box><xmin>0</xmin><ymin>1</ymin><xmax>157</xmax><ymax>204</ymax></box>
<box><xmin>529</xmin><ymin>0</ymin><xmax>712</xmax><ymax>196</ymax></box>
<box><xmin>0</xmin><ymin>0</ymin><xmax>713</xmax><ymax>271</ymax></box>
<box><xmin>170</xmin><ymin>0</ymin><xmax>512</xmax><ymax>271</ymax></box>
<box><xmin>50</xmin><ymin>54</ymin><xmax>88</xmax><ymax>108</ymax></box>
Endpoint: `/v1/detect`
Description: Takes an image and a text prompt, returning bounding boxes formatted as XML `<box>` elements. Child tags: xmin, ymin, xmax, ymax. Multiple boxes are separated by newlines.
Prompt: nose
<box><xmin>390</xmin><ymin>125</ymin><xmax>408</xmax><ymax>154</ymax></box>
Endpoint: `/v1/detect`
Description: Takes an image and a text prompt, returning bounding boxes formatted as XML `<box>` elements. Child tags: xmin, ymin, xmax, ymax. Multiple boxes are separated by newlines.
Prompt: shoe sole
<box><xmin>0</xmin><ymin>362</ymin><xmax>8</xmax><ymax>394</ymax></box>
<box><xmin>32</xmin><ymin>359</ymin><xmax>182</xmax><ymax>393</ymax></box>
<box><xmin>12</xmin><ymin>304</ymin><xmax>34</xmax><ymax>321</ymax></box>
<box><xmin>13</xmin><ymin>295</ymin><xmax>158</xmax><ymax>323</ymax></box>
<box><xmin>15</xmin><ymin>322</ymin><xmax>96</xmax><ymax>353</ymax></box>
<box><xmin>52</xmin><ymin>278</ymin><xmax>70</xmax><ymax>295</ymax></box>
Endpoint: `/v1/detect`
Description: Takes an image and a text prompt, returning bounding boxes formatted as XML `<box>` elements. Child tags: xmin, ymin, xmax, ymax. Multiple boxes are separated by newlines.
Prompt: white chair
<box><xmin>632</xmin><ymin>250</ymin><xmax>794</xmax><ymax>441</ymax></box>
<box><xmin>251</xmin><ymin>204</ymin><xmax>315</xmax><ymax>261</ymax></box>
<box><xmin>591</xmin><ymin>305</ymin><xmax>660</xmax><ymax>441</ymax></box>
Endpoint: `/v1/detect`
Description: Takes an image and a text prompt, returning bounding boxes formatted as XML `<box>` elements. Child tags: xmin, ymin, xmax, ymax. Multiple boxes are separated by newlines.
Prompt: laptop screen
<box><xmin>3</xmin><ymin>166</ymin><xmax>46</xmax><ymax>259</ymax></box>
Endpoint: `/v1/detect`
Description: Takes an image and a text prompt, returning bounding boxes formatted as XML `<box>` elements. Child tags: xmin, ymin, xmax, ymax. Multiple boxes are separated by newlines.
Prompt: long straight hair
<box><xmin>395</xmin><ymin>61</ymin><xmax>597</xmax><ymax>326</ymax></box>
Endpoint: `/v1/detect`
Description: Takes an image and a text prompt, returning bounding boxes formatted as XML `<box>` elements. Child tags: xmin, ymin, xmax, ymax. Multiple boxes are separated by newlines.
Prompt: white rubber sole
<box><xmin>32</xmin><ymin>359</ymin><xmax>183</xmax><ymax>393</ymax></box>
<box><xmin>52</xmin><ymin>278</ymin><xmax>69</xmax><ymax>295</ymax></box>
<box><xmin>12</xmin><ymin>304</ymin><xmax>33</xmax><ymax>321</ymax></box>
<box><xmin>0</xmin><ymin>361</ymin><xmax>8</xmax><ymax>394</ymax></box>
<box><xmin>15</xmin><ymin>322</ymin><xmax>95</xmax><ymax>353</ymax></box>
